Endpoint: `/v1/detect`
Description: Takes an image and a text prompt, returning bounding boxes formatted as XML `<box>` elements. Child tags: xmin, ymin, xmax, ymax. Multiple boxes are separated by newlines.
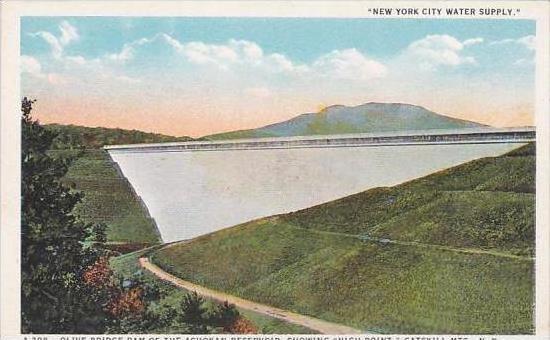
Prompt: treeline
<box><xmin>44</xmin><ymin>123</ymin><xmax>194</xmax><ymax>150</ymax></box>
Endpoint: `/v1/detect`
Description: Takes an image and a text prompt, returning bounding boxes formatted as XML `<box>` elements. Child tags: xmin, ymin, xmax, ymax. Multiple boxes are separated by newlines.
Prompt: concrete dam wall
<box><xmin>106</xmin><ymin>128</ymin><xmax>534</xmax><ymax>242</ymax></box>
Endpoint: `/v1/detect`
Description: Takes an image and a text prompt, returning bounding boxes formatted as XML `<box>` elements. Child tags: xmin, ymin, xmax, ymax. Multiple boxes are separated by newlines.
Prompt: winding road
<box><xmin>139</xmin><ymin>257</ymin><xmax>365</xmax><ymax>334</ymax></box>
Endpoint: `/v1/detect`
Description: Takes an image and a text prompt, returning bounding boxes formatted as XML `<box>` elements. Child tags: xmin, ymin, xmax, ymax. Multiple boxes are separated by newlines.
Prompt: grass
<box><xmin>44</xmin><ymin>124</ymin><xmax>198</xmax><ymax>246</ymax></box>
<box><xmin>152</xmin><ymin>222</ymin><xmax>533</xmax><ymax>334</ymax></box>
<box><xmin>60</xmin><ymin>149</ymin><xmax>162</xmax><ymax>244</ymax></box>
<box><xmin>45</xmin><ymin>123</ymin><xmax>193</xmax><ymax>246</ymax></box>
<box><xmin>110</xmin><ymin>249</ymin><xmax>315</xmax><ymax>334</ymax></box>
<box><xmin>282</xmin><ymin>142</ymin><xmax>535</xmax><ymax>256</ymax></box>
<box><xmin>150</xmin><ymin>143</ymin><xmax>535</xmax><ymax>334</ymax></box>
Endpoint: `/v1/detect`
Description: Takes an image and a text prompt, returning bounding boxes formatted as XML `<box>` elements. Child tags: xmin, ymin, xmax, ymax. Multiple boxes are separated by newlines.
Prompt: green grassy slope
<box><xmin>110</xmin><ymin>249</ymin><xmax>316</xmax><ymax>334</ymax></box>
<box><xmin>47</xmin><ymin>124</ymin><xmax>193</xmax><ymax>245</ymax></box>
<box><xmin>61</xmin><ymin>149</ymin><xmax>161</xmax><ymax>244</ymax></box>
<box><xmin>282</xmin><ymin>143</ymin><xmax>535</xmax><ymax>256</ymax></box>
<box><xmin>150</xmin><ymin>143</ymin><xmax>535</xmax><ymax>334</ymax></box>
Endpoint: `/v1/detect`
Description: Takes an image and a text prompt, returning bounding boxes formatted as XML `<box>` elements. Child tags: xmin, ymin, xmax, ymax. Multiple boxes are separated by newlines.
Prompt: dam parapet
<box><xmin>104</xmin><ymin>127</ymin><xmax>535</xmax><ymax>153</ymax></box>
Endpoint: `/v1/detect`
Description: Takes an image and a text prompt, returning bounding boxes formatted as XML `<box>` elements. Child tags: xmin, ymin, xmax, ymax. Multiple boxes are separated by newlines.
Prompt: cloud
<box><xmin>33</xmin><ymin>31</ymin><xmax>63</xmax><ymax>58</ymax></box>
<box><xmin>65</xmin><ymin>55</ymin><xmax>87</xmax><ymax>65</ymax></box>
<box><xmin>175</xmin><ymin>38</ymin><xmax>261</xmax><ymax>66</ymax></box>
<box><xmin>32</xmin><ymin>21</ymin><xmax>79</xmax><ymax>59</ymax></box>
<box><xmin>233</xmin><ymin>40</ymin><xmax>263</xmax><ymax>60</ymax></box>
<box><xmin>463</xmin><ymin>37</ymin><xmax>484</xmax><ymax>46</ymax></box>
<box><xmin>514</xmin><ymin>58</ymin><xmax>534</xmax><ymax>66</ymax></box>
<box><xmin>312</xmin><ymin>48</ymin><xmax>386</xmax><ymax>80</ymax></box>
<box><xmin>402</xmin><ymin>34</ymin><xmax>477</xmax><ymax>70</ymax></box>
<box><xmin>490</xmin><ymin>35</ymin><xmax>535</xmax><ymax>66</ymax></box>
<box><xmin>113</xmin><ymin>33</ymin><xmax>388</xmax><ymax>81</ymax></box>
<box><xmin>162</xmin><ymin>35</ymin><xmax>301</xmax><ymax>73</ymax></box>
<box><xmin>108</xmin><ymin>34</ymin><xmax>307</xmax><ymax>76</ymax></box>
<box><xmin>59</xmin><ymin>21</ymin><xmax>79</xmax><ymax>45</ymax></box>
<box><xmin>20</xmin><ymin>57</ymin><xmax>73</xmax><ymax>86</ymax></box>
<box><xmin>21</xmin><ymin>55</ymin><xmax>43</xmax><ymax>76</ymax></box>
<box><xmin>107</xmin><ymin>37</ymin><xmax>154</xmax><ymax>62</ymax></box>
<box><xmin>182</xmin><ymin>41</ymin><xmax>239</xmax><ymax>66</ymax></box>
<box><xmin>26</xmin><ymin>21</ymin><xmax>139</xmax><ymax>87</ymax></box>
<box><xmin>159</xmin><ymin>33</ymin><xmax>183</xmax><ymax>51</ymax></box>
<box><xmin>21</xmin><ymin>53</ymin><xmax>82</xmax><ymax>86</ymax></box>
<box><xmin>107</xmin><ymin>44</ymin><xmax>135</xmax><ymax>62</ymax></box>
<box><xmin>124</xmin><ymin>34</ymin><xmax>246</xmax><ymax>67</ymax></box>
<box><xmin>490</xmin><ymin>35</ymin><xmax>535</xmax><ymax>50</ymax></box>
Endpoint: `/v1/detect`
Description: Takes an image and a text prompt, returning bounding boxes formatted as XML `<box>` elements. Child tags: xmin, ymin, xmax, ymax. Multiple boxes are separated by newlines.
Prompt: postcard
<box><xmin>1</xmin><ymin>1</ymin><xmax>549</xmax><ymax>339</ymax></box>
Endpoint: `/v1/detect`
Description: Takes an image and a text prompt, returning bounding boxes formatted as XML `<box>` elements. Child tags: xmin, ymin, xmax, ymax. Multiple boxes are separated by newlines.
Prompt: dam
<box><xmin>105</xmin><ymin>127</ymin><xmax>535</xmax><ymax>242</ymax></box>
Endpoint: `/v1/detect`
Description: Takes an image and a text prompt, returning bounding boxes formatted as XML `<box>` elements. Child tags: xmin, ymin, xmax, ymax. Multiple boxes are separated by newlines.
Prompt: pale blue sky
<box><xmin>22</xmin><ymin>17</ymin><xmax>534</xmax><ymax>62</ymax></box>
<box><xmin>20</xmin><ymin>17</ymin><xmax>536</xmax><ymax>137</ymax></box>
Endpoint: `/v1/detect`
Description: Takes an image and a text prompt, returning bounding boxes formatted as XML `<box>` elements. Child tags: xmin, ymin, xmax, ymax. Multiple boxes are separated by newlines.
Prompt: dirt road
<box><xmin>139</xmin><ymin>257</ymin><xmax>365</xmax><ymax>334</ymax></box>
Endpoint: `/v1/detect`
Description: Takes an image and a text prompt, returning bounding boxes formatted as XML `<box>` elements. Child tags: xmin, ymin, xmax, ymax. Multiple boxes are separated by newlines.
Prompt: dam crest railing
<box><xmin>104</xmin><ymin>127</ymin><xmax>535</xmax><ymax>153</ymax></box>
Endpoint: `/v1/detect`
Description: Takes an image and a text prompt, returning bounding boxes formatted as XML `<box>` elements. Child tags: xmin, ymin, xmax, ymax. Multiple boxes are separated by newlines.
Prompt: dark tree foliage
<box><xmin>176</xmin><ymin>292</ymin><xmax>240</xmax><ymax>333</ymax></box>
<box><xmin>208</xmin><ymin>301</ymin><xmax>240</xmax><ymax>330</ymax></box>
<box><xmin>21</xmin><ymin>97</ymin><xmax>106</xmax><ymax>333</ymax></box>
<box><xmin>178</xmin><ymin>292</ymin><xmax>209</xmax><ymax>333</ymax></box>
<box><xmin>20</xmin><ymin>98</ymin><xmax>247</xmax><ymax>334</ymax></box>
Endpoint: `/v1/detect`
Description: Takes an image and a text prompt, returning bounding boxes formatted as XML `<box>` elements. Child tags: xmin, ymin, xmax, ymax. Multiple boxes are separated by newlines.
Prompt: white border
<box><xmin>1</xmin><ymin>1</ymin><xmax>549</xmax><ymax>337</ymax></box>
<box><xmin>534</xmin><ymin>3</ymin><xmax>550</xmax><ymax>335</ymax></box>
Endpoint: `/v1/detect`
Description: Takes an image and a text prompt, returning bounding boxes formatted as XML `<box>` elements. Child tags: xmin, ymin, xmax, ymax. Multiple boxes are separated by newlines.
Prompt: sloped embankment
<box><xmin>151</xmin><ymin>143</ymin><xmax>535</xmax><ymax>334</ymax></box>
<box><xmin>46</xmin><ymin>123</ymin><xmax>194</xmax><ymax>247</ymax></box>
<box><xmin>64</xmin><ymin>149</ymin><xmax>162</xmax><ymax>246</ymax></box>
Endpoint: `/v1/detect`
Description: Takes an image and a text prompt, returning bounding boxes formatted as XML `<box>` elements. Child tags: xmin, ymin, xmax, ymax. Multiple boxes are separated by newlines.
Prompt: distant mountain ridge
<box><xmin>205</xmin><ymin>102</ymin><xmax>487</xmax><ymax>140</ymax></box>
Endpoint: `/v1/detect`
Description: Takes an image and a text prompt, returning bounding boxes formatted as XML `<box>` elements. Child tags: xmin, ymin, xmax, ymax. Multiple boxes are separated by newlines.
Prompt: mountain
<box><xmin>150</xmin><ymin>143</ymin><xmax>534</xmax><ymax>334</ymax></box>
<box><xmin>204</xmin><ymin>102</ymin><xmax>487</xmax><ymax>140</ymax></box>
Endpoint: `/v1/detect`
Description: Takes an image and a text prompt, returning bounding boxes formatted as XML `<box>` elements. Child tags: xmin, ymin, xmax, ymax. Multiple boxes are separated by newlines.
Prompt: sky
<box><xmin>21</xmin><ymin>17</ymin><xmax>536</xmax><ymax>137</ymax></box>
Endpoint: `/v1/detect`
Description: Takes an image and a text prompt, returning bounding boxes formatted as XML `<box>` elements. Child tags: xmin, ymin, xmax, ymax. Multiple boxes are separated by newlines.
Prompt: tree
<box><xmin>175</xmin><ymin>293</ymin><xmax>244</xmax><ymax>334</ymax></box>
<box><xmin>208</xmin><ymin>301</ymin><xmax>240</xmax><ymax>330</ymax></box>
<box><xmin>178</xmin><ymin>292</ymin><xmax>209</xmax><ymax>333</ymax></box>
<box><xmin>21</xmin><ymin>97</ymin><xmax>105</xmax><ymax>333</ymax></box>
<box><xmin>20</xmin><ymin>98</ymin><xmax>257</xmax><ymax>334</ymax></box>
<box><xmin>223</xmin><ymin>317</ymin><xmax>258</xmax><ymax>334</ymax></box>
